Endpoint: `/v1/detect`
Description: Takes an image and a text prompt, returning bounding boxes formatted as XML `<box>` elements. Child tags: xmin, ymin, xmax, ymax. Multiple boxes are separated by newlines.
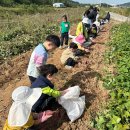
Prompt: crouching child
<box><xmin>60</xmin><ymin>42</ymin><xmax>79</xmax><ymax>69</ymax></box>
<box><xmin>88</xmin><ymin>24</ymin><xmax>98</xmax><ymax>39</ymax></box>
<box><xmin>31</xmin><ymin>64</ymin><xmax>67</xmax><ymax>113</ymax></box>
<box><xmin>3</xmin><ymin>86</ymin><xmax>54</xmax><ymax>130</ymax></box>
<box><xmin>27</xmin><ymin>35</ymin><xmax>60</xmax><ymax>84</ymax></box>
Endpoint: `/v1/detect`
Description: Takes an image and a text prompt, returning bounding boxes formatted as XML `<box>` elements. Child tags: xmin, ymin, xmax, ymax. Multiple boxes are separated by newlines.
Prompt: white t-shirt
<box><xmin>27</xmin><ymin>44</ymin><xmax>48</xmax><ymax>78</ymax></box>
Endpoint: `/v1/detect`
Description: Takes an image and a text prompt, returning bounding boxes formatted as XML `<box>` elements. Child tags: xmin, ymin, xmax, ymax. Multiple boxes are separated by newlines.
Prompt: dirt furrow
<box><xmin>0</xmin><ymin>21</ymin><xmax>115</xmax><ymax>130</ymax></box>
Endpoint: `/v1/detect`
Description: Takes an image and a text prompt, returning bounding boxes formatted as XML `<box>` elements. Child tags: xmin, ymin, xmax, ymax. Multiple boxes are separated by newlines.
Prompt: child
<box><xmin>60</xmin><ymin>15</ymin><xmax>70</xmax><ymax>48</ymax></box>
<box><xmin>31</xmin><ymin>64</ymin><xmax>67</xmax><ymax>113</ymax></box>
<box><xmin>3</xmin><ymin>86</ymin><xmax>54</xmax><ymax>130</ymax></box>
<box><xmin>72</xmin><ymin>35</ymin><xmax>91</xmax><ymax>53</ymax></box>
<box><xmin>89</xmin><ymin>24</ymin><xmax>97</xmax><ymax>38</ymax></box>
<box><xmin>76</xmin><ymin>17</ymin><xmax>92</xmax><ymax>41</ymax></box>
<box><xmin>60</xmin><ymin>42</ymin><xmax>78</xmax><ymax>69</ymax></box>
<box><xmin>27</xmin><ymin>35</ymin><xmax>60</xmax><ymax>84</ymax></box>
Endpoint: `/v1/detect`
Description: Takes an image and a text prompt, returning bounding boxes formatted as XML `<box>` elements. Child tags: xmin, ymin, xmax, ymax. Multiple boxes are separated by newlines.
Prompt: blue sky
<box><xmin>73</xmin><ymin>0</ymin><xmax>130</xmax><ymax>5</ymax></box>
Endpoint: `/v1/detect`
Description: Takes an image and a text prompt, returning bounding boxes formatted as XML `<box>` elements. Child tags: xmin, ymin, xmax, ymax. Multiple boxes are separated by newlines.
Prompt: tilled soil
<box><xmin>0</xmin><ymin>21</ymin><xmax>115</xmax><ymax>130</ymax></box>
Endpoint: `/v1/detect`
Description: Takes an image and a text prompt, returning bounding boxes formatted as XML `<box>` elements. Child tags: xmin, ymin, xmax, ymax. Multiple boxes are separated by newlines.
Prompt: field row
<box><xmin>92</xmin><ymin>23</ymin><xmax>130</xmax><ymax>130</ymax></box>
<box><xmin>0</xmin><ymin>7</ymin><xmax>86</xmax><ymax>63</ymax></box>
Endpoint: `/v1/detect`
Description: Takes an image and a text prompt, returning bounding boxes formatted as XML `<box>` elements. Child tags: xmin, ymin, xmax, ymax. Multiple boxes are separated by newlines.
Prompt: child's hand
<box><xmin>45</xmin><ymin>110</ymin><xmax>54</xmax><ymax>115</ymax></box>
<box><xmin>84</xmin><ymin>48</ymin><xmax>90</xmax><ymax>53</ymax></box>
<box><xmin>41</xmin><ymin>113</ymin><xmax>52</xmax><ymax>122</ymax></box>
<box><xmin>39</xmin><ymin>110</ymin><xmax>54</xmax><ymax>123</ymax></box>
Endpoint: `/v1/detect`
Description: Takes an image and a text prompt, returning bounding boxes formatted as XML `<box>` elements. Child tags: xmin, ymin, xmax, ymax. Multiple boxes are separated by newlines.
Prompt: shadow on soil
<box><xmin>32</xmin><ymin>70</ymin><xmax>102</xmax><ymax>130</ymax></box>
<box><xmin>61</xmin><ymin>70</ymin><xmax>102</xmax><ymax>89</ymax></box>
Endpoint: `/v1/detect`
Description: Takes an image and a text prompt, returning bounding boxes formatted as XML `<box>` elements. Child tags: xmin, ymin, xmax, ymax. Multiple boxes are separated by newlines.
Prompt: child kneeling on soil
<box><xmin>27</xmin><ymin>35</ymin><xmax>60</xmax><ymax>84</ymax></box>
<box><xmin>89</xmin><ymin>24</ymin><xmax>98</xmax><ymax>38</ymax></box>
<box><xmin>72</xmin><ymin>34</ymin><xmax>91</xmax><ymax>53</ymax></box>
<box><xmin>3</xmin><ymin>86</ymin><xmax>54</xmax><ymax>130</ymax></box>
<box><xmin>31</xmin><ymin>64</ymin><xmax>67</xmax><ymax>113</ymax></box>
<box><xmin>60</xmin><ymin>42</ymin><xmax>79</xmax><ymax>69</ymax></box>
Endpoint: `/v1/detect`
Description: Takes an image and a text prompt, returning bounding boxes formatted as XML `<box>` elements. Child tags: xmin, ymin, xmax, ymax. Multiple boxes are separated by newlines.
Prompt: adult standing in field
<box><xmin>89</xmin><ymin>7</ymin><xmax>98</xmax><ymax>23</ymax></box>
<box><xmin>84</xmin><ymin>6</ymin><xmax>99</xmax><ymax>23</ymax></box>
<box><xmin>59</xmin><ymin>15</ymin><xmax>70</xmax><ymax>48</ymax></box>
<box><xmin>83</xmin><ymin>5</ymin><xmax>94</xmax><ymax>19</ymax></box>
<box><xmin>95</xmin><ymin>6</ymin><xmax>100</xmax><ymax>21</ymax></box>
<box><xmin>27</xmin><ymin>35</ymin><xmax>60</xmax><ymax>84</ymax></box>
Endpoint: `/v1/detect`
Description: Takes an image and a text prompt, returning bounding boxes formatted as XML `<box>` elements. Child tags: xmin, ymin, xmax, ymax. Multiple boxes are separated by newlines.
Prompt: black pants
<box><xmin>32</xmin><ymin>96</ymin><xmax>59</xmax><ymax>113</ymax></box>
<box><xmin>29</xmin><ymin>76</ymin><xmax>37</xmax><ymax>84</ymax></box>
<box><xmin>75</xmin><ymin>49</ymin><xmax>85</xmax><ymax>56</ymax></box>
<box><xmin>61</xmin><ymin>32</ymin><xmax>69</xmax><ymax>46</ymax></box>
<box><xmin>65</xmin><ymin>58</ymin><xmax>76</xmax><ymax>67</ymax></box>
<box><xmin>89</xmin><ymin>33</ymin><xmax>97</xmax><ymax>38</ymax></box>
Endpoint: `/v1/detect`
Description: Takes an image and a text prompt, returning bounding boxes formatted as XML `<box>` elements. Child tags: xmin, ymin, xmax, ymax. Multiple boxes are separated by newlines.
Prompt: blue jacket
<box><xmin>31</xmin><ymin>75</ymin><xmax>54</xmax><ymax>89</ymax></box>
<box><xmin>31</xmin><ymin>76</ymin><xmax>55</xmax><ymax>113</ymax></box>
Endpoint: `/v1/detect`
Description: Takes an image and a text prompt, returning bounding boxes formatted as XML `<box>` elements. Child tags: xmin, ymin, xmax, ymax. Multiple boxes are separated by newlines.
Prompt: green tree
<box><xmin>0</xmin><ymin>0</ymin><xmax>14</xmax><ymax>5</ymax></box>
<box><xmin>14</xmin><ymin>0</ymin><xmax>31</xmax><ymax>4</ymax></box>
<box><xmin>0</xmin><ymin>0</ymin><xmax>79</xmax><ymax>6</ymax></box>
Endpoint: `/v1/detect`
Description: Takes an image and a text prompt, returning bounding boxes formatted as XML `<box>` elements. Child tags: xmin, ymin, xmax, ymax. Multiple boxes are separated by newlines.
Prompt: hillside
<box><xmin>101</xmin><ymin>3</ymin><xmax>112</xmax><ymax>7</ymax></box>
<box><xmin>118</xmin><ymin>2</ymin><xmax>130</xmax><ymax>7</ymax></box>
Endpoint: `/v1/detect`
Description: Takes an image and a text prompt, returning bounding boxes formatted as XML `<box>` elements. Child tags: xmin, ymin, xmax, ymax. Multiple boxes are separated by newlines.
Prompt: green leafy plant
<box><xmin>92</xmin><ymin>23</ymin><xmax>130</xmax><ymax>130</ymax></box>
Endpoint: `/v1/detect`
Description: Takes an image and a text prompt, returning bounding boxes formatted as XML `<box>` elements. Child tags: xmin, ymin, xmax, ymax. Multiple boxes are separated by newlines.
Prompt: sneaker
<box><xmin>59</xmin><ymin>46</ymin><xmax>62</xmax><ymax>49</ymax></box>
<box><xmin>65</xmin><ymin>65</ymin><xmax>72</xmax><ymax>69</ymax></box>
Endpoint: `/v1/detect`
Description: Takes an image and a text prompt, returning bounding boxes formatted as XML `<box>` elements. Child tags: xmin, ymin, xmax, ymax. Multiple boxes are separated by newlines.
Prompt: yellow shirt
<box><xmin>3</xmin><ymin>114</ymin><xmax>34</xmax><ymax>130</ymax></box>
<box><xmin>76</xmin><ymin>22</ymin><xmax>83</xmax><ymax>36</ymax></box>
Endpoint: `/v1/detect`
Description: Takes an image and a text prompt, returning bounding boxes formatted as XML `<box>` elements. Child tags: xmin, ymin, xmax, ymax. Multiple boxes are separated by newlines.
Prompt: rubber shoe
<box><xmin>65</xmin><ymin>65</ymin><xmax>72</xmax><ymax>69</ymax></box>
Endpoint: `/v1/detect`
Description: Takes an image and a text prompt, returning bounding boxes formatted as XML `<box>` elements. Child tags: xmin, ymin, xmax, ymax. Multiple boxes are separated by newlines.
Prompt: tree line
<box><xmin>0</xmin><ymin>0</ymin><xmax>80</xmax><ymax>6</ymax></box>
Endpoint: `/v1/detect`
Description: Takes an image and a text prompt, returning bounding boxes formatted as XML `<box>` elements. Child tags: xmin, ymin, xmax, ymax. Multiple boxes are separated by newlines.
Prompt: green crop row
<box><xmin>0</xmin><ymin>24</ymin><xmax>59</xmax><ymax>60</ymax></box>
<box><xmin>0</xmin><ymin>27</ymin><xmax>27</xmax><ymax>41</ymax></box>
<box><xmin>92</xmin><ymin>23</ymin><xmax>130</xmax><ymax>130</ymax></box>
<box><xmin>0</xmin><ymin>5</ymin><xmax>55</xmax><ymax>17</ymax></box>
<box><xmin>0</xmin><ymin>7</ymin><xmax>86</xmax><ymax>63</ymax></box>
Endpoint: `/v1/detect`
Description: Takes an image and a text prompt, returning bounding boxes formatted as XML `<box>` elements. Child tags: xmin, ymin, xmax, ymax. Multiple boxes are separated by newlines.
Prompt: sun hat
<box><xmin>8</xmin><ymin>86</ymin><xmax>42</xmax><ymax>127</ymax></box>
<box><xmin>72</xmin><ymin>34</ymin><xmax>86</xmax><ymax>45</ymax></box>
